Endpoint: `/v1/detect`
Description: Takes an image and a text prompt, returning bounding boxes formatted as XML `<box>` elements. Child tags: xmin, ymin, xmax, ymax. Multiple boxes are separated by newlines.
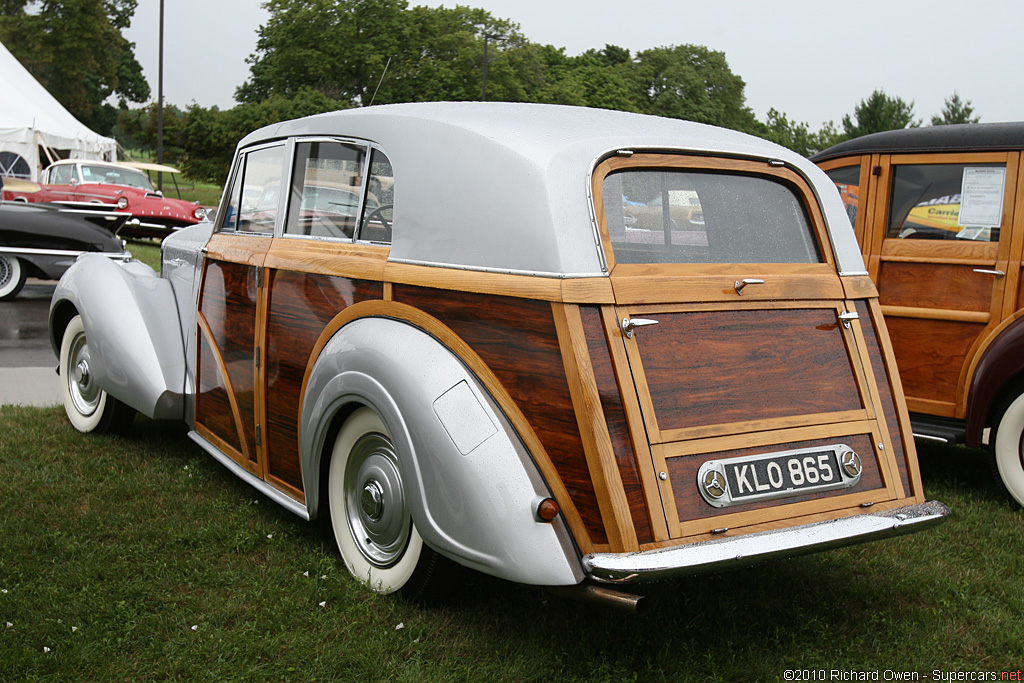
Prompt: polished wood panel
<box><xmin>666</xmin><ymin>432</ymin><xmax>882</xmax><ymax>524</ymax></box>
<box><xmin>878</xmin><ymin>262</ymin><xmax>994</xmax><ymax>312</ymax></box>
<box><xmin>264</xmin><ymin>270</ymin><xmax>383</xmax><ymax>492</ymax></box>
<box><xmin>194</xmin><ymin>321</ymin><xmax>246</xmax><ymax>464</ymax></box>
<box><xmin>580</xmin><ymin>306</ymin><xmax>655</xmax><ymax>545</ymax></box>
<box><xmin>885</xmin><ymin>316</ymin><xmax>985</xmax><ymax>410</ymax></box>
<box><xmin>632</xmin><ymin>307</ymin><xmax>862</xmax><ymax>433</ymax></box>
<box><xmin>393</xmin><ymin>284</ymin><xmax>609</xmax><ymax>546</ymax></box>
<box><xmin>197</xmin><ymin>260</ymin><xmax>259</xmax><ymax>461</ymax></box>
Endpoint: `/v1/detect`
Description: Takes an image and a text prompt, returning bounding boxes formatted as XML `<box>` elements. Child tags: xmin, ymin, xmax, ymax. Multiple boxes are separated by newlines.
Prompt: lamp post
<box><xmin>481</xmin><ymin>32</ymin><xmax>503</xmax><ymax>101</ymax></box>
<box><xmin>156</xmin><ymin>0</ymin><xmax>164</xmax><ymax>192</ymax></box>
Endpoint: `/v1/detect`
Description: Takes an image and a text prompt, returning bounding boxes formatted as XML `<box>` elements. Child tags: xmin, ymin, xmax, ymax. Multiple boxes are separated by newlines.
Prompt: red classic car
<box><xmin>1</xmin><ymin>159</ymin><xmax>207</xmax><ymax>239</ymax></box>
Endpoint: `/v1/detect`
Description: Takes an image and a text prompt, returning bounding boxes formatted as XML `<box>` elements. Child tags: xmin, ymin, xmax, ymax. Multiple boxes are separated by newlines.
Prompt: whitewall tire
<box><xmin>328</xmin><ymin>407</ymin><xmax>425</xmax><ymax>594</ymax></box>
<box><xmin>0</xmin><ymin>254</ymin><xmax>26</xmax><ymax>300</ymax></box>
<box><xmin>992</xmin><ymin>391</ymin><xmax>1024</xmax><ymax>507</ymax></box>
<box><xmin>59</xmin><ymin>315</ymin><xmax>134</xmax><ymax>434</ymax></box>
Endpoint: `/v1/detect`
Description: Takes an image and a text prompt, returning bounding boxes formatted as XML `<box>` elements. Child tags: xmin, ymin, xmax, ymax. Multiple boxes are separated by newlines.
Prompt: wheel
<box><xmin>327</xmin><ymin>406</ymin><xmax>454</xmax><ymax>598</ymax></box>
<box><xmin>59</xmin><ymin>315</ymin><xmax>135</xmax><ymax>434</ymax></box>
<box><xmin>0</xmin><ymin>253</ymin><xmax>26</xmax><ymax>300</ymax></box>
<box><xmin>991</xmin><ymin>391</ymin><xmax>1024</xmax><ymax>506</ymax></box>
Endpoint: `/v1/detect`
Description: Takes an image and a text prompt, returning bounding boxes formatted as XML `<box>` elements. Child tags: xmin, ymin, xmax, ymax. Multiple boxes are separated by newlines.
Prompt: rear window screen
<box><xmin>603</xmin><ymin>169</ymin><xmax>821</xmax><ymax>264</ymax></box>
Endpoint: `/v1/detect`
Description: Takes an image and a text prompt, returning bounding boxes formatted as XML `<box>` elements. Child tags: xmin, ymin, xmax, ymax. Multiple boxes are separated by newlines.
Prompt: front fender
<box><xmin>49</xmin><ymin>254</ymin><xmax>186</xmax><ymax>420</ymax></box>
<box><xmin>300</xmin><ymin>316</ymin><xmax>584</xmax><ymax>587</ymax></box>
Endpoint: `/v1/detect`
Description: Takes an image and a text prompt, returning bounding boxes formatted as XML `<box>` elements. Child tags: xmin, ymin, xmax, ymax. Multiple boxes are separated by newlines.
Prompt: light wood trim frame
<box><xmin>206</xmin><ymin>233</ymin><xmax>273</xmax><ymax>266</ymax></box>
<box><xmin>552</xmin><ymin>303</ymin><xmax>639</xmax><ymax>551</ymax></box>
<box><xmin>881</xmin><ymin>305</ymin><xmax>990</xmax><ymax>324</ymax></box>
<box><xmin>266</xmin><ymin>238</ymin><xmax>388</xmax><ymax>281</ymax></box>
<box><xmin>598</xmin><ymin>306</ymin><xmax>673</xmax><ymax>541</ymax></box>
<box><xmin>591</xmin><ymin>153</ymin><xmax>838</xmax><ymax>274</ymax></box>
<box><xmin>296</xmin><ymin>299</ymin><xmax>597</xmax><ymax>555</ymax></box>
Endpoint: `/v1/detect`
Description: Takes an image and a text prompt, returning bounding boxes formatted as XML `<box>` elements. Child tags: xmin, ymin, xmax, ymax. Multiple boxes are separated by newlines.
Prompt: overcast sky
<box><xmin>125</xmin><ymin>0</ymin><xmax>1024</xmax><ymax>129</ymax></box>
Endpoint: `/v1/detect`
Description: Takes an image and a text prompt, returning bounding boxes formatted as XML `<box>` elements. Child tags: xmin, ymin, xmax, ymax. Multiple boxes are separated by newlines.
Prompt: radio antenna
<box><xmin>367</xmin><ymin>56</ymin><xmax>392</xmax><ymax>107</ymax></box>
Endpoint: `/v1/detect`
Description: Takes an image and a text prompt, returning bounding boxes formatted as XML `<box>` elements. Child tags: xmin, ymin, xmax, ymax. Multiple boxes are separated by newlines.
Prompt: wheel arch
<box><xmin>298</xmin><ymin>311</ymin><xmax>584</xmax><ymax>587</ymax></box>
<box><xmin>965</xmin><ymin>313</ymin><xmax>1024</xmax><ymax>446</ymax></box>
<box><xmin>48</xmin><ymin>254</ymin><xmax>187</xmax><ymax>420</ymax></box>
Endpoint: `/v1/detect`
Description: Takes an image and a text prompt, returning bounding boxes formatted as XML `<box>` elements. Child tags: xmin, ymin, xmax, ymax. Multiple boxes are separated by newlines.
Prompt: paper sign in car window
<box><xmin>959</xmin><ymin>166</ymin><xmax>1006</xmax><ymax>228</ymax></box>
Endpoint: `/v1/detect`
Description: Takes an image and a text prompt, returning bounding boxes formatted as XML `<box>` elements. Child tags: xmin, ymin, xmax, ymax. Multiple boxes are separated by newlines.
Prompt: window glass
<box><xmin>887</xmin><ymin>163</ymin><xmax>1006</xmax><ymax>242</ymax></box>
<box><xmin>603</xmin><ymin>169</ymin><xmax>821</xmax><ymax>264</ymax></box>
<box><xmin>823</xmin><ymin>165</ymin><xmax>861</xmax><ymax>229</ymax></box>
<box><xmin>50</xmin><ymin>164</ymin><xmax>75</xmax><ymax>185</ymax></box>
<box><xmin>236</xmin><ymin>145</ymin><xmax>286</xmax><ymax>235</ymax></box>
<box><xmin>358</xmin><ymin>148</ymin><xmax>393</xmax><ymax>243</ymax></box>
<box><xmin>80</xmin><ymin>164</ymin><xmax>153</xmax><ymax>189</ymax></box>
<box><xmin>285</xmin><ymin>141</ymin><xmax>367</xmax><ymax>240</ymax></box>
<box><xmin>218</xmin><ymin>159</ymin><xmax>243</xmax><ymax>232</ymax></box>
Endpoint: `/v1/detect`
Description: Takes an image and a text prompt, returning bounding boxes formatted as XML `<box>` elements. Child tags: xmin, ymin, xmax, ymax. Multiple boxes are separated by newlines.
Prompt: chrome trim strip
<box><xmin>583</xmin><ymin>501</ymin><xmax>950</xmax><ymax>583</ymax></box>
<box><xmin>0</xmin><ymin>246</ymin><xmax>128</xmax><ymax>259</ymax></box>
<box><xmin>838</xmin><ymin>270</ymin><xmax>870</xmax><ymax>277</ymax></box>
<box><xmin>188</xmin><ymin>431</ymin><xmax>310</xmax><ymax>521</ymax></box>
<box><xmin>912</xmin><ymin>432</ymin><xmax>950</xmax><ymax>443</ymax></box>
<box><xmin>386</xmin><ymin>255</ymin><xmax>607</xmax><ymax>279</ymax></box>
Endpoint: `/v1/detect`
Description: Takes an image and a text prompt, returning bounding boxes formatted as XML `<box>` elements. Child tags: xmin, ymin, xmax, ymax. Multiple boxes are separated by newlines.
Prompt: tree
<box><xmin>760</xmin><ymin>109</ymin><xmax>843</xmax><ymax>157</ymax></box>
<box><xmin>931</xmin><ymin>91</ymin><xmax>980</xmax><ymax>125</ymax></box>
<box><xmin>631</xmin><ymin>45</ymin><xmax>759</xmax><ymax>132</ymax></box>
<box><xmin>842</xmin><ymin>90</ymin><xmax>920</xmax><ymax>139</ymax></box>
<box><xmin>0</xmin><ymin>0</ymin><xmax>149</xmax><ymax>134</ymax></box>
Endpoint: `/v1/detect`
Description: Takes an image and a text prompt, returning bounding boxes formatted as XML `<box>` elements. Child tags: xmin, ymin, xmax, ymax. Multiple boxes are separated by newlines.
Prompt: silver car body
<box><xmin>49</xmin><ymin>103</ymin><xmax>946</xmax><ymax>591</ymax></box>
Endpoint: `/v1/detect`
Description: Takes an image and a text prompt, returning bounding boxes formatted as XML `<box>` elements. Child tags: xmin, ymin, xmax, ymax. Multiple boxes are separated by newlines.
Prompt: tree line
<box><xmin>0</xmin><ymin>0</ymin><xmax>983</xmax><ymax>185</ymax></box>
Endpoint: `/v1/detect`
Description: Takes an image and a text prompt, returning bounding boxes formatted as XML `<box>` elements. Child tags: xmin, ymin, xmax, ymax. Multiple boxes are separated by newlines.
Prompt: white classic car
<box><xmin>48</xmin><ymin>103</ymin><xmax>948</xmax><ymax>610</ymax></box>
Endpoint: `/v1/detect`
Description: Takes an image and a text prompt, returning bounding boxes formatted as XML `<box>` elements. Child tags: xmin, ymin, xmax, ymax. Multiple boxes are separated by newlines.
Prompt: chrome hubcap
<box><xmin>344</xmin><ymin>432</ymin><xmax>410</xmax><ymax>568</ymax></box>
<box><xmin>67</xmin><ymin>332</ymin><xmax>100</xmax><ymax>416</ymax></box>
<box><xmin>0</xmin><ymin>256</ymin><xmax>10</xmax><ymax>288</ymax></box>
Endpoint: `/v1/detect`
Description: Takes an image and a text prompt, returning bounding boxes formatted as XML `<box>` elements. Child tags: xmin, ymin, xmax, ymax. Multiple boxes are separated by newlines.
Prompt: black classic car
<box><xmin>0</xmin><ymin>177</ymin><xmax>129</xmax><ymax>300</ymax></box>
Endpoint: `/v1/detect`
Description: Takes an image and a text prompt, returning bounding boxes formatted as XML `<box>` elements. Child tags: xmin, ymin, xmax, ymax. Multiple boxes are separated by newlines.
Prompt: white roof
<box><xmin>0</xmin><ymin>40</ymin><xmax>117</xmax><ymax>180</ymax></box>
<box><xmin>239</xmin><ymin>102</ymin><xmax>864</xmax><ymax>277</ymax></box>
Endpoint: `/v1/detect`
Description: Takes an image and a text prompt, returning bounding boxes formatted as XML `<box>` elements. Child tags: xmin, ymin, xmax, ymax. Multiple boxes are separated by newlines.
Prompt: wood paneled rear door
<box><xmin>869</xmin><ymin>153</ymin><xmax>1020</xmax><ymax>418</ymax></box>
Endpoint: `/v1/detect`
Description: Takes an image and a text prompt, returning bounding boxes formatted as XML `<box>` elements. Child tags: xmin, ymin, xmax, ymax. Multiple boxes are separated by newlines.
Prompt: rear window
<box><xmin>603</xmin><ymin>169</ymin><xmax>821</xmax><ymax>264</ymax></box>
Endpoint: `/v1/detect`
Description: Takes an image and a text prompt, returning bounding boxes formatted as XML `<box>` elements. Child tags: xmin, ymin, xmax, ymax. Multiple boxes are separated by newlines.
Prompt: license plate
<box><xmin>697</xmin><ymin>444</ymin><xmax>862</xmax><ymax>508</ymax></box>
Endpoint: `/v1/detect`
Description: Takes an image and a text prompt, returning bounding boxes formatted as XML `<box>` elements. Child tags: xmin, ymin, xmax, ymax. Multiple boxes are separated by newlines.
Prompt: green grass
<box><xmin>1</xmin><ymin>406</ymin><xmax>1022</xmax><ymax>682</ymax></box>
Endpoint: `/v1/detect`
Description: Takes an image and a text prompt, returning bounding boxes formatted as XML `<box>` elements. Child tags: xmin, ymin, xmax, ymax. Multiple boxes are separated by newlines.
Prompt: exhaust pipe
<box><xmin>547</xmin><ymin>584</ymin><xmax>649</xmax><ymax>615</ymax></box>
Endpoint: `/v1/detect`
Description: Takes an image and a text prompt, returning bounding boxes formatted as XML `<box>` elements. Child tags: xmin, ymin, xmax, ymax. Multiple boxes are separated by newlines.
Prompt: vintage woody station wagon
<box><xmin>813</xmin><ymin>123</ymin><xmax>1024</xmax><ymax>508</ymax></box>
<box><xmin>49</xmin><ymin>103</ymin><xmax>947</xmax><ymax>608</ymax></box>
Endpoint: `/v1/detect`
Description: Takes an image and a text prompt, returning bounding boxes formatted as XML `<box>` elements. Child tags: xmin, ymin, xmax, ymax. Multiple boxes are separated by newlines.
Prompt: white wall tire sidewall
<box><xmin>0</xmin><ymin>254</ymin><xmax>23</xmax><ymax>299</ymax></box>
<box><xmin>59</xmin><ymin>316</ymin><xmax>108</xmax><ymax>433</ymax></box>
<box><xmin>328</xmin><ymin>406</ymin><xmax>423</xmax><ymax>594</ymax></box>
<box><xmin>994</xmin><ymin>392</ymin><xmax>1024</xmax><ymax>507</ymax></box>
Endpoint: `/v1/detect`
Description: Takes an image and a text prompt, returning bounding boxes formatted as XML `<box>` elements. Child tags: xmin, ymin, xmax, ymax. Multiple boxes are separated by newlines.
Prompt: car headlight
<box><xmin>194</xmin><ymin>207</ymin><xmax>207</xmax><ymax>220</ymax></box>
<box><xmin>116</xmin><ymin>197</ymin><xmax>128</xmax><ymax>209</ymax></box>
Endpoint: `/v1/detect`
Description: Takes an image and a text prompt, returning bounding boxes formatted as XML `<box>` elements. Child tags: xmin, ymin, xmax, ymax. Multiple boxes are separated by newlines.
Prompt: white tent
<box><xmin>0</xmin><ymin>39</ymin><xmax>117</xmax><ymax>181</ymax></box>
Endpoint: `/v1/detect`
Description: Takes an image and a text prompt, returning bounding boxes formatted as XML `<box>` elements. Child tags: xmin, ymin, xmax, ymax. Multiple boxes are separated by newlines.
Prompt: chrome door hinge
<box><xmin>620</xmin><ymin>317</ymin><xmax>659</xmax><ymax>338</ymax></box>
<box><xmin>256</xmin><ymin>267</ymin><xmax>265</xmax><ymax>288</ymax></box>
<box><xmin>838</xmin><ymin>311</ymin><xmax>859</xmax><ymax>329</ymax></box>
<box><xmin>255</xmin><ymin>424</ymin><xmax>262</xmax><ymax>446</ymax></box>
<box><xmin>254</xmin><ymin>346</ymin><xmax>260</xmax><ymax>369</ymax></box>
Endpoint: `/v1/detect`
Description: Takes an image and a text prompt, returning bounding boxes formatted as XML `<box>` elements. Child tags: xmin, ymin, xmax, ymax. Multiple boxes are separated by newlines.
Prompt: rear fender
<box><xmin>49</xmin><ymin>254</ymin><xmax>186</xmax><ymax>420</ymax></box>
<box><xmin>300</xmin><ymin>316</ymin><xmax>584</xmax><ymax>587</ymax></box>
<box><xmin>966</xmin><ymin>315</ymin><xmax>1024</xmax><ymax>446</ymax></box>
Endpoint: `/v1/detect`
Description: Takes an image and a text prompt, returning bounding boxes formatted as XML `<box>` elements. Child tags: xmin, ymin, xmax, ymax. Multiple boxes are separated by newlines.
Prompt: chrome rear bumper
<box><xmin>584</xmin><ymin>501</ymin><xmax>949</xmax><ymax>583</ymax></box>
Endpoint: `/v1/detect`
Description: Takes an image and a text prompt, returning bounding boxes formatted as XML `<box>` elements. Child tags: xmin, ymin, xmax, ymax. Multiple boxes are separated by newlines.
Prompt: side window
<box><xmin>358</xmin><ymin>148</ymin><xmax>393</xmax><ymax>243</ymax></box>
<box><xmin>888</xmin><ymin>163</ymin><xmax>1006</xmax><ymax>242</ymax></box>
<box><xmin>285</xmin><ymin>141</ymin><xmax>368</xmax><ymax>240</ymax></box>
<box><xmin>823</xmin><ymin>165</ymin><xmax>861</xmax><ymax>229</ymax></box>
<box><xmin>235</xmin><ymin>145</ymin><xmax>286</xmax><ymax>235</ymax></box>
<box><xmin>50</xmin><ymin>164</ymin><xmax>74</xmax><ymax>185</ymax></box>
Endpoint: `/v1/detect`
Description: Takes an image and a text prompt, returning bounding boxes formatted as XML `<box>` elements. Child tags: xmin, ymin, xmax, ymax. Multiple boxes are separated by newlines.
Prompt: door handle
<box><xmin>973</xmin><ymin>268</ymin><xmax>1005</xmax><ymax>277</ymax></box>
<box><xmin>620</xmin><ymin>317</ymin><xmax>659</xmax><ymax>338</ymax></box>
<box><xmin>734</xmin><ymin>278</ymin><xmax>765</xmax><ymax>295</ymax></box>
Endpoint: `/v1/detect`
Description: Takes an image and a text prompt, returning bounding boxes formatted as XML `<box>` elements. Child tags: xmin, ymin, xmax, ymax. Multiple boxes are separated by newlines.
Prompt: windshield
<box><xmin>80</xmin><ymin>164</ymin><xmax>155</xmax><ymax>191</ymax></box>
<box><xmin>603</xmin><ymin>169</ymin><xmax>821</xmax><ymax>264</ymax></box>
